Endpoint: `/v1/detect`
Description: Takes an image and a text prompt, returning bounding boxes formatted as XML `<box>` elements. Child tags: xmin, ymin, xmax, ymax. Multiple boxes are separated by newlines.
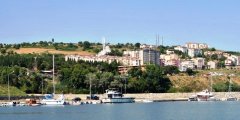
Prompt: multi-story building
<box><xmin>204</xmin><ymin>50</ymin><xmax>224</xmax><ymax>59</ymax></box>
<box><xmin>124</xmin><ymin>49</ymin><xmax>160</xmax><ymax>66</ymax></box>
<box><xmin>139</xmin><ymin>49</ymin><xmax>160</xmax><ymax>65</ymax></box>
<box><xmin>188</xmin><ymin>49</ymin><xmax>202</xmax><ymax>58</ymax></box>
<box><xmin>192</xmin><ymin>57</ymin><xmax>205</xmax><ymax>69</ymax></box>
<box><xmin>185</xmin><ymin>42</ymin><xmax>208</xmax><ymax>49</ymax></box>
<box><xmin>160</xmin><ymin>54</ymin><xmax>180</xmax><ymax>67</ymax></box>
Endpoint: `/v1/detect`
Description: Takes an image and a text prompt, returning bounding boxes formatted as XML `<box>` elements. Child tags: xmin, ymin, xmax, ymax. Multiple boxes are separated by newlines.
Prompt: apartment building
<box><xmin>185</xmin><ymin>42</ymin><xmax>208</xmax><ymax>49</ymax></box>
<box><xmin>124</xmin><ymin>49</ymin><xmax>160</xmax><ymax>66</ymax></box>
<box><xmin>160</xmin><ymin>54</ymin><xmax>180</xmax><ymax>67</ymax></box>
<box><xmin>192</xmin><ymin>57</ymin><xmax>205</xmax><ymax>69</ymax></box>
<box><xmin>188</xmin><ymin>49</ymin><xmax>202</xmax><ymax>58</ymax></box>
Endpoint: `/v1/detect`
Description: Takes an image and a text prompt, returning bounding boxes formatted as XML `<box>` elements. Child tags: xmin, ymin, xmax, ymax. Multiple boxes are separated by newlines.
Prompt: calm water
<box><xmin>0</xmin><ymin>102</ymin><xmax>239</xmax><ymax>120</ymax></box>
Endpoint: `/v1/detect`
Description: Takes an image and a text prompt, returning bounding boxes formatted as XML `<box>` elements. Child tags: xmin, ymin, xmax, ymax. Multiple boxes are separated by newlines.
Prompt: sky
<box><xmin>0</xmin><ymin>0</ymin><xmax>240</xmax><ymax>51</ymax></box>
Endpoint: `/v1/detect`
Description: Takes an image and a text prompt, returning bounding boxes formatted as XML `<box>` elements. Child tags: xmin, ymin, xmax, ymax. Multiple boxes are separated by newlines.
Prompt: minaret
<box><xmin>102</xmin><ymin>37</ymin><xmax>106</xmax><ymax>51</ymax></box>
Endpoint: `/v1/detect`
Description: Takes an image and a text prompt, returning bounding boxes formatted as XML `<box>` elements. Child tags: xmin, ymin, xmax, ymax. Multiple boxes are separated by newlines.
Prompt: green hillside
<box><xmin>0</xmin><ymin>85</ymin><xmax>26</xmax><ymax>96</ymax></box>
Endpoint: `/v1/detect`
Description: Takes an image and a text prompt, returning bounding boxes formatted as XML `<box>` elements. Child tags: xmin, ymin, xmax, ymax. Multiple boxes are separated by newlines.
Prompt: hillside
<box><xmin>169</xmin><ymin>69</ymin><xmax>240</xmax><ymax>92</ymax></box>
<box><xmin>0</xmin><ymin>85</ymin><xmax>26</xmax><ymax>96</ymax></box>
<box><xmin>14</xmin><ymin>48</ymin><xmax>95</xmax><ymax>55</ymax></box>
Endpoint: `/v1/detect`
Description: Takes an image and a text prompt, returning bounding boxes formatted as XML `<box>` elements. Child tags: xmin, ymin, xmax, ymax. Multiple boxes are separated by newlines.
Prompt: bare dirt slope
<box><xmin>169</xmin><ymin>70</ymin><xmax>240</xmax><ymax>92</ymax></box>
<box><xmin>14</xmin><ymin>48</ymin><xmax>95</xmax><ymax>55</ymax></box>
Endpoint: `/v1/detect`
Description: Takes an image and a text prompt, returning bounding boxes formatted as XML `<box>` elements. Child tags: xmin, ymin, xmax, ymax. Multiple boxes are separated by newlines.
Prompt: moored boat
<box><xmin>40</xmin><ymin>94</ymin><xmax>65</xmax><ymax>105</ymax></box>
<box><xmin>196</xmin><ymin>89</ymin><xmax>216</xmax><ymax>101</ymax></box>
<box><xmin>101</xmin><ymin>89</ymin><xmax>135</xmax><ymax>103</ymax></box>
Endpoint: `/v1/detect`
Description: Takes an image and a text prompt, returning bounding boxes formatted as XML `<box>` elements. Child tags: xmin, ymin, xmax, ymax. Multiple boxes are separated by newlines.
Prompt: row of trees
<box><xmin>1</xmin><ymin>53</ymin><xmax>239</xmax><ymax>94</ymax></box>
<box><xmin>0</xmin><ymin>53</ymin><xmax>176</xmax><ymax>94</ymax></box>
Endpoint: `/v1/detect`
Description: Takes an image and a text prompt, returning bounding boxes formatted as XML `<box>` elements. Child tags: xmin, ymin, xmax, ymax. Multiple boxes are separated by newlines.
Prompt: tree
<box><xmin>186</xmin><ymin>68</ymin><xmax>195</xmax><ymax>76</ymax></box>
<box><xmin>211</xmin><ymin>54</ymin><xmax>218</xmax><ymax>60</ymax></box>
<box><xmin>211</xmin><ymin>47</ymin><xmax>216</xmax><ymax>51</ymax></box>
<box><xmin>163</xmin><ymin>66</ymin><xmax>179</xmax><ymax>75</ymax></box>
<box><xmin>134</xmin><ymin>43</ymin><xmax>141</xmax><ymax>48</ymax></box>
<box><xmin>0</xmin><ymin>49</ymin><xmax>6</xmax><ymax>55</ymax></box>
<box><xmin>83</xmin><ymin>41</ymin><xmax>91</xmax><ymax>50</ymax></box>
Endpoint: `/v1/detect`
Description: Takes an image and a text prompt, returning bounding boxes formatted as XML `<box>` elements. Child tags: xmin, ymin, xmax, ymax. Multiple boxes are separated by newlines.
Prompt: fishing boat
<box><xmin>101</xmin><ymin>89</ymin><xmax>135</xmax><ymax>103</ymax></box>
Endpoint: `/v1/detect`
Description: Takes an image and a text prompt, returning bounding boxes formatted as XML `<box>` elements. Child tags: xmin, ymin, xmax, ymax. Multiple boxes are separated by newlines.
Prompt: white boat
<box><xmin>41</xmin><ymin>94</ymin><xmax>65</xmax><ymax>105</ymax></box>
<box><xmin>142</xmin><ymin>99</ymin><xmax>154</xmax><ymax>103</ymax></box>
<box><xmin>226</xmin><ymin>97</ymin><xmax>237</xmax><ymax>101</ymax></box>
<box><xmin>196</xmin><ymin>89</ymin><xmax>216</xmax><ymax>101</ymax></box>
<box><xmin>40</xmin><ymin>54</ymin><xmax>66</xmax><ymax>105</ymax></box>
<box><xmin>188</xmin><ymin>95</ymin><xmax>197</xmax><ymax>101</ymax></box>
<box><xmin>0</xmin><ymin>102</ymin><xmax>17</xmax><ymax>107</ymax></box>
<box><xmin>195</xmin><ymin>74</ymin><xmax>217</xmax><ymax>101</ymax></box>
<box><xmin>101</xmin><ymin>89</ymin><xmax>135</xmax><ymax>103</ymax></box>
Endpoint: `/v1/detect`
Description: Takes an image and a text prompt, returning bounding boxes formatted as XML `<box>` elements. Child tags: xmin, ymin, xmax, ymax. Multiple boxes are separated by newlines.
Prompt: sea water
<box><xmin>0</xmin><ymin>101</ymin><xmax>239</xmax><ymax>120</ymax></box>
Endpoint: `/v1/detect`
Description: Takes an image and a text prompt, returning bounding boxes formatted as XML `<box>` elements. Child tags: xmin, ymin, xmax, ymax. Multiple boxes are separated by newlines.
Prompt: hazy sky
<box><xmin>1</xmin><ymin>0</ymin><xmax>240</xmax><ymax>51</ymax></box>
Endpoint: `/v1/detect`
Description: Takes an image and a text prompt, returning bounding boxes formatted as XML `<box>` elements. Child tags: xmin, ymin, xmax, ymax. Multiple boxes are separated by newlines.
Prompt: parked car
<box><xmin>86</xmin><ymin>94</ymin><xmax>99</xmax><ymax>100</ymax></box>
<box><xmin>72</xmin><ymin>97</ymin><xmax>81</xmax><ymax>102</ymax></box>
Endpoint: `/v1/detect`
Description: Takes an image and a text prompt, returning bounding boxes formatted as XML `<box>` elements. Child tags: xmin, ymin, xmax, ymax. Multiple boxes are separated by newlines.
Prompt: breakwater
<box><xmin>54</xmin><ymin>92</ymin><xmax>240</xmax><ymax>101</ymax></box>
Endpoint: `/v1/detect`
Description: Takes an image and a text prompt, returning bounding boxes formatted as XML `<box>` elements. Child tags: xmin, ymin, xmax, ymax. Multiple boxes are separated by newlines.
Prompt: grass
<box><xmin>0</xmin><ymin>85</ymin><xmax>26</xmax><ymax>96</ymax></box>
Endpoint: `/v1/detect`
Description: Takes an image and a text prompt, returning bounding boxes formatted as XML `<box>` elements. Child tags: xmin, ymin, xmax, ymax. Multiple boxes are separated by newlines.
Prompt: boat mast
<box><xmin>90</xmin><ymin>75</ymin><xmax>92</xmax><ymax>100</ymax></box>
<box><xmin>8</xmin><ymin>70</ymin><xmax>10</xmax><ymax>102</ymax></box>
<box><xmin>53</xmin><ymin>54</ymin><xmax>55</xmax><ymax>94</ymax></box>
<box><xmin>210</xmin><ymin>75</ymin><xmax>213</xmax><ymax>92</ymax></box>
<box><xmin>228</xmin><ymin>76</ymin><xmax>232</xmax><ymax>94</ymax></box>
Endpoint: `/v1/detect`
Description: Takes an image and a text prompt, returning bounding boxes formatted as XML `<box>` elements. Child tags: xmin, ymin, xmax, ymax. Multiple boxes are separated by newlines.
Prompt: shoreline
<box><xmin>1</xmin><ymin>92</ymin><xmax>239</xmax><ymax>102</ymax></box>
<box><xmin>32</xmin><ymin>92</ymin><xmax>240</xmax><ymax>101</ymax></box>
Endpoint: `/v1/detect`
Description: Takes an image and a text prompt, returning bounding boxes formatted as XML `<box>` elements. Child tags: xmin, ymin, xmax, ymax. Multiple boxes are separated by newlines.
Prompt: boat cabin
<box><xmin>106</xmin><ymin>89</ymin><xmax>123</xmax><ymax>98</ymax></box>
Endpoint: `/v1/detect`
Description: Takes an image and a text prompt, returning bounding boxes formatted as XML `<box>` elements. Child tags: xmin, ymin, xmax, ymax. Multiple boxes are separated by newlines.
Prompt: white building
<box><xmin>174</xmin><ymin>46</ymin><xmax>188</xmax><ymax>53</ymax></box>
<box><xmin>124</xmin><ymin>49</ymin><xmax>160</xmax><ymax>66</ymax></box>
<box><xmin>188</xmin><ymin>49</ymin><xmax>202</xmax><ymax>58</ymax></box>
<box><xmin>166</xmin><ymin>50</ymin><xmax>175</xmax><ymax>55</ymax></box>
<box><xmin>207</xmin><ymin>61</ymin><xmax>218</xmax><ymax>69</ymax></box>
<box><xmin>179</xmin><ymin>60</ymin><xmax>195</xmax><ymax>72</ymax></box>
<box><xmin>185</xmin><ymin>42</ymin><xmax>208</xmax><ymax>49</ymax></box>
<box><xmin>140</xmin><ymin>44</ymin><xmax>156</xmax><ymax>49</ymax></box>
<box><xmin>160</xmin><ymin>54</ymin><xmax>180</xmax><ymax>67</ymax></box>
<box><xmin>192</xmin><ymin>57</ymin><xmax>205</xmax><ymax>69</ymax></box>
<box><xmin>224</xmin><ymin>55</ymin><xmax>240</xmax><ymax>66</ymax></box>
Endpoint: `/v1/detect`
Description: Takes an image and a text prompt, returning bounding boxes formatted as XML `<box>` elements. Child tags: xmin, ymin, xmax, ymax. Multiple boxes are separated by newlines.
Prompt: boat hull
<box><xmin>41</xmin><ymin>99</ymin><xmax>65</xmax><ymax>105</ymax></box>
<box><xmin>102</xmin><ymin>98</ymin><xmax>135</xmax><ymax>103</ymax></box>
<box><xmin>226</xmin><ymin>97</ymin><xmax>237</xmax><ymax>101</ymax></box>
<box><xmin>197</xmin><ymin>96</ymin><xmax>216</xmax><ymax>101</ymax></box>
